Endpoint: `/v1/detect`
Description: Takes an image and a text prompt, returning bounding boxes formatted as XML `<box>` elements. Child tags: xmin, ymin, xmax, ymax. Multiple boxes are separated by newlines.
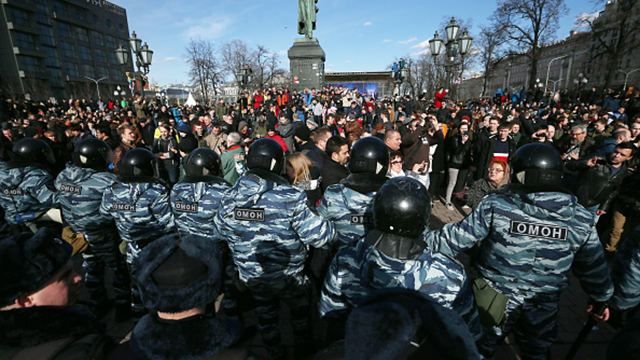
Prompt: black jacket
<box><xmin>446</xmin><ymin>133</ymin><xmax>472</xmax><ymax>169</ymax></box>
<box><xmin>574</xmin><ymin>161</ymin><xmax>629</xmax><ymax>210</ymax></box>
<box><xmin>0</xmin><ymin>306</ymin><xmax>113</xmax><ymax>360</ymax></box>
<box><xmin>108</xmin><ymin>313</ymin><xmax>247</xmax><ymax>360</ymax></box>
<box><xmin>321</xmin><ymin>159</ymin><xmax>350</xmax><ymax>192</ymax></box>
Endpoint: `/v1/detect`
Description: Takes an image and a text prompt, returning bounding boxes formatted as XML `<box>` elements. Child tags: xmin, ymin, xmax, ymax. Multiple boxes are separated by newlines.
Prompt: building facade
<box><xmin>0</xmin><ymin>0</ymin><xmax>133</xmax><ymax>101</ymax></box>
<box><xmin>460</xmin><ymin>0</ymin><xmax>640</xmax><ymax>99</ymax></box>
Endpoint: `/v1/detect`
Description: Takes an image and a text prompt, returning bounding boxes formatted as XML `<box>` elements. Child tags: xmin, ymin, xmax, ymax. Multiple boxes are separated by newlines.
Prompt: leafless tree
<box><xmin>578</xmin><ymin>0</ymin><xmax>640</xmax><ymax>88</ymax></box>
<box><xmin>253</xmin><ymin>45</ymin><xmax>285</xmax><ymax>88</ymax></box>
<box><xmin>220</xmin><ymin>40</ymin><xmax>253</xmax><ymax>85</ymax></box>
<box><xmin>185</xmin><ymin>39</ymin><xmax>222</xmax><ymax>105</ymax></box>
<box><xmin>477</xmin><ymin>25</ymin><xmax>507</xmax><ymax>97</ymax></box>
<box><xmin>493</xmin><ymin>0</ymin><xmax>568</xmax><ymax>90</ymax></box>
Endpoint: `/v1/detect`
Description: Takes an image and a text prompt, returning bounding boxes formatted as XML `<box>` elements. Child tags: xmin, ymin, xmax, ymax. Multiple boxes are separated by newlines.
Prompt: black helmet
<box><xmin>184</xmin><ymin>148</ymin><xmax>221</xmax><ymax>178</ymax></box>
<box><xmin>246</xmin><ymin>138</ymin><xmax>284</xmax><ymax>174</ymax></box>
<box><xmin>72</xmin><ymin>138</ymin><xmax>111</xmax><ymax>170</ymax></box>
<box><xmin>348</xmin><ymin>137</ymin><xmax>389</xmax><ymax>177</ymax></box>
<box><xmin>510</xmin><ymin>143</ymin><xmax>563</xmax><ymax>187</ymax></box>
<box><xmin>119</xmin><ymin>148</ymin><xmax>155</xmax><ymax>180</ymax></box>
<box><xmin>11</xmin><ymin>138</ymin><xmax>55</xmax><ymax>166</ymax></box>
<box><xmin>373</xmin><ymin>177</ymin><xmax>430</xmax><ymax>239</ymax></box>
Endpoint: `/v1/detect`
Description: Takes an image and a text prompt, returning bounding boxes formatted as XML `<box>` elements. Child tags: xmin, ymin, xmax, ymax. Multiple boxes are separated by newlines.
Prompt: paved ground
<box><xmin>78</xmin><ymin>199</ymin><xmax>617</xmax><ymax>359</ymax></box>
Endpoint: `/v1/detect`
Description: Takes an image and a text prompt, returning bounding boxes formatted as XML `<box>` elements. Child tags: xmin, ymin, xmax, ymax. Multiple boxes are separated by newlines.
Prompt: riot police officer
<box><xmin>320</xmin><ymin>176</ymin><xmax>481</xmax><ymax>340</ymax></box>
<box><xmin>318</xmin><ymin>136</ymin><xmax>389</xmax><ymax>250</ymax></box>
<box><xmin>100</xmin><ymin>147</ymin><xmax>176</xmax><ymax>311</ymax></box>
<box><xmin>424</xmin><ymin>143</ymin><xmax>613</xmax><ymax>359</ymax></box>
<box><xmin>214</xmin><ymin>138</ymin><xmax>335</xmax><ymax>359</ymax></box>
<box><xmin>0</xmin><ymin>138</ymin><xmax>59</xmax><ymax>230</ymax></box>
<box><xmin>55</xmin><ymin>138</ymin><xmax>130</xmax><ymax>317</ymax></box>
<box><xmin>170</xmin><ymin>148</ymin><xmax>228</xmax><ymax>238</ymax></box>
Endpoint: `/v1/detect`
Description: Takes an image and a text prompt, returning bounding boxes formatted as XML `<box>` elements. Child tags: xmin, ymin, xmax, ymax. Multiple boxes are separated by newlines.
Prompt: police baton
<box><xmin>565</xmin><ymin>302</ymin><xmax>607</xmax><ymax>360</ymax></box>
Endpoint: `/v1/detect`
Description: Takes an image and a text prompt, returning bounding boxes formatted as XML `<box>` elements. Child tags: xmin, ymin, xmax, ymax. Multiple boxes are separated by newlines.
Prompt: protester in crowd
<box><xmin>321</xmin><ymin>135</ymin><xmax>350</xmax><ymax>191</ymax></box>
<box><xmin>444</xmin><ymin>121</ymin><xmax>473</xmax><ymax>210</ymax></box>
<box><xmin>220</xmin><ymin>132</ymin><xmax>245</xmax><ymax>185</ymax></box>
<box><xmin>465</xmin><ymin>159</ymin><xmax>510</xmax><ymax>209</ymax></box>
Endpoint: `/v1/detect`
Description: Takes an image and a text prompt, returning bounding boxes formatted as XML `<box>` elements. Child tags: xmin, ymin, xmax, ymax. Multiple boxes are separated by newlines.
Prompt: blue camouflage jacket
<box><xmin>55</xmin><ymin>164</ymin><xmax>116</xmax><ymax>235</ymax></box>
<box><xmin>611</xmin><ymin>224</ymin><xmax>640</xmax><ymax>310</ymax></box>
<box><xmin>100</xmin><ymin>179</ymin><xmax>176</xmax><ymax>263</ymax></box>
<box><xmin>424</xmin><ymin>189</ymin><xmax>613</xmax><ymax>303</ymax></box>
<box><xmin>214</xmin><ymin>169</ymin><xmax>335</xmax><ymax>285</ymax></box>
<box><xmin>318</xmin><ymin>184</ymin><xmax>376</xmax><ymax>249</ymax></box>
<box><xmin>320</xmin><ymin>231</ymin><xmax>481</xmax><ymax>339</ymax></box>
<box><xmin>170</xmin><ymin>176</ymin><xmax>229</xmax><ymax>238</ymax></box>
<box><xmin>0</xmin><ymin>166</ymin><xmax>58</xmax><ymax>224</ymax></box>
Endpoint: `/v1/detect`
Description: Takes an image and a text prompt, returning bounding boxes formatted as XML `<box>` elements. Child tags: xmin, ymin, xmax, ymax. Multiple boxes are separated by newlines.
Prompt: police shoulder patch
<box><xmin>111</xmin><ymin>203</ymin><xmax>136</xmax><ymax>212</ymax></box>
<box><xmin>349</xmin><ymin>213</ymin><xmax>371</xmax><ymax>225</ymax></box>
<box><xmin>174</xmin><ymin>201</ymin><xmax>199</xmax><ymax>213</ymax></box>
<box><xmin>234</xmin><ymin>207</ymin><xmax>265</xmax><ymax>221</ymax></box>
<box><xmin>59</xmin><ymin>183</ymin><xmax>82</xmax><ymax>194</ymax></box>
<box><xmin>2</xmin><ymin>188</ymin><xmax>23</xmax><ymax>196</ymax></box>
<box><xmin>509</xmin><ymin>220</ymin><xmax>568</xmax><ymax>240</ymax></box>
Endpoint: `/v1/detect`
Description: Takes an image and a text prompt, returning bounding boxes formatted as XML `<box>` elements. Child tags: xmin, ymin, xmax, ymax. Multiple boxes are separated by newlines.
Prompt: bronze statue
<box><xmin>298</xmin><ymin>0</ymin><xmax>318</xmax><ymax>39</ymax></box>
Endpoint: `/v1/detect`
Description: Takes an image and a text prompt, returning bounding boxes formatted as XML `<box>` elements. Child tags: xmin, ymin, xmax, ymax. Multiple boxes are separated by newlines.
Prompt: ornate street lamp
<box><xmin>428</xmin><ymin>31</ymin><xmax>444</xmax><ymax>57</ymax></box>
<box><xmin>115</xmin><ymin>31</ymin><xmax>153</xmax><ymax>97</ymax></box>
<box><xmin>429</xmin><ymin>18</ymin><xmax>473</xmax><ymax>99</ymax></box>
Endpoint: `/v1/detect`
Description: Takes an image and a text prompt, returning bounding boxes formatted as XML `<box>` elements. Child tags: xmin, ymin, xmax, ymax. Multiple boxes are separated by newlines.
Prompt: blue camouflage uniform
<box><xmin>319</xmin><ymin>231</ymin><xmax>482</xmax><ymax>340</ymax></box>
<box><xmin>611</xmin><ymin>224</ymin><xmax>640</xmax><ymax>311</ymax></box>
<box><xmin>318</xmin><ymin>184</ymin><xmax>375</xmax><ymax>249</ymax></box>
<box><xmin>99</xmin><ymin>180</ymin><xmax>176</xmax><ymax>264</ymax></box>
<box><xmin>170</xmin><ymin>177</ymin><xmax>229</xmax><ymax>238</ymax></box>
<box><xmin>0</xmin><ymin>165</ymin><xmax>57</xmax><ymax>225</ymax></box>
<box><xmin>214</xmin><ymin>169</ymin><xmax>335</xmax><ymax>358</ymax></box>
<box><xmin>55</xmin><ymin>164</ymin><xmax>130</xmax><ymax>306</ymax></box>
<box><xmin>424</xmin><ymin>189</ymin><xmax>613</xmax><ymax>359</ymax></box>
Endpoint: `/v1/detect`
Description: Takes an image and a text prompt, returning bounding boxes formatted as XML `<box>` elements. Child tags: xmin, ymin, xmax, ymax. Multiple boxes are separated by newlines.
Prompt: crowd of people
<box><xmin>0</xmin><ymin>84</ymin><xmax>639</xmax><ymax>359</ymax></box>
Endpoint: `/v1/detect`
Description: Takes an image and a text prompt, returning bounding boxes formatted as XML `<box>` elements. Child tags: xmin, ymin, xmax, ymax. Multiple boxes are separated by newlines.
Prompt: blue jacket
<box><xmin>0</xmin><ymin>166</ymin><xmax>57</xmax><ymax>224</ymax></box>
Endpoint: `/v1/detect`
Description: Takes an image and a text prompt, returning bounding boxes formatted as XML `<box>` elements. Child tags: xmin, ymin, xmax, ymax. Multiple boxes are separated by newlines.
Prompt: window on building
<box><xmin>64</xmin><ymin>63</ymin><xmax>79</xmax><ymax>78</ymax></box>
<box><xmin>38</xmin><ymin>24</ymin><xmax>55</xmax><ymax>46</ymax></box>
<box><xmin>60</xmin><ymin>42</ymin><xmax>75</xmax><ymax>59</ymax></box>
<box><xmin>49</xmin><ymin>68</ymin><xmax>63</xmax><ymax>86</ymax></box>
<box><xmin>17</xmin><ymin>55</ymin><xmax>41</xmax><ymax>74</ymax></box>
<box><xmin>56</xmin><ymin>22</ymin><xmax>72</xmax><ymax>40</ymax></box>
<box><xmin>78</xmin><ymin>45</ymin><xmax>91</xmax><ymax>61</ymax></box>
<box><xmin>81</xmin><ymin>64</ymin><xmax>94</xmax><ymax>78</ymax></box>
<box><xmin>91</xmin><ymin>31</ymin><xmax>103</xmax><ymax>47</ymax></box>
<box><xmin>12</xmin><ymin>32</ymin><xmax>36</xmax><ymax>50</ymax></box>
<box><xmin>104</xmin><ymin>35</ymin><xmax>116</xmax><ymax>52</ymax></box>
<box><xmin>75</xmin><ymin>27</ymin><xmax>88</xmax><ymax>43</ymax></box>
<box><xmin>93</xmin><ymin>49</ymin><xmax>106</xmax><ymax>64</ymax></box>
<box><xmin>35</xmin><ymin>3</ymin><xmax>50</xmax><ymax>24</ymax></box>
<box><xmin>7</xmin><ymin>7</ymin><xmax>30</xmax><ymax>27</ymax></box>
<box><xmin>42</xmin><ymin>46</ymin><xmax>60</xmax><ymax>68</ymax></box>
<box><xmin>96</xmin><ymin>67</ymin><xmax>109</xmax><ymax>78</ymax></box>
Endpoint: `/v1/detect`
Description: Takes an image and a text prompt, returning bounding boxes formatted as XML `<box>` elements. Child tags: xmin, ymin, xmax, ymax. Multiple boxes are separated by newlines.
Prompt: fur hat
<box><xmin>0</xmin><ymin>228</ymin><xmax>72</xmax><ymax>307</ymax></box>
<box><xmin>344</xmin><ymin>289</ymin><xmax>480</xmax><ymax>360</ymax></box>
<box><xmin>134</xmin><ymin>233</ymin><xmax>222</xmax><ymax>312</ymax></box>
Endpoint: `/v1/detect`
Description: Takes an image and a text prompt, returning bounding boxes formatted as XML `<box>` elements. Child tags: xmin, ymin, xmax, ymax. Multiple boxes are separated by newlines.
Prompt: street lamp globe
<box><xmin>458</xmin><ymin>29</ymin><xmax>473</xmax><ymax>55</ymax></box>
<box><xmin>429</xmin><ymin>31</ymin><xmax>444</xmax><ymax>57</ymax></box>
<box><xmin>115</xmin><ymin>45</ymin><xmax>129</xmax><ymax>65</ymax></box>
<box><xmin>140</xmin><ymin>42</ymin><xmax>153</xmax><ymax>66</ymax></box>
<box><xmin>445</xmin><ymin>17</ymin><xmax>459</xmax><ymax>43</ymax></box>
<box><xmin>129</xmin><ymin>31</ymin><xmax>142</xmax><ymax>53</ymax></box>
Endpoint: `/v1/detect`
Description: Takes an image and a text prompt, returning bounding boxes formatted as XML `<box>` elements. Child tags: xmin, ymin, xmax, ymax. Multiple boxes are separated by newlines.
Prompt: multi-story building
<box><xmin>0</xmin><ymin>0</ymin><xmax>133</xmax><ymax>100</ymax></box>
<box><xmin>460</xmin><ymin>0</ymin><xmax>640</xmax><ymax>99</ymax></box>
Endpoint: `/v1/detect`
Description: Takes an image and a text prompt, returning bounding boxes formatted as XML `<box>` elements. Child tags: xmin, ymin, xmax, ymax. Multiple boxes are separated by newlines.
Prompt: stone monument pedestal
<box><xmin>288</xmin><ymin>38</ymin><xmax>325</xmax><ymax>91</ymax></box>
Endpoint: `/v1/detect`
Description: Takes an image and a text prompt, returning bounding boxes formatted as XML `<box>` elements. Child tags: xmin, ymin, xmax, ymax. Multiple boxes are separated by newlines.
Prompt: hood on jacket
<box><xmin>503</xmin><ymin>186</ymin><xmax>577</xmax><ymax>222</ymax></box>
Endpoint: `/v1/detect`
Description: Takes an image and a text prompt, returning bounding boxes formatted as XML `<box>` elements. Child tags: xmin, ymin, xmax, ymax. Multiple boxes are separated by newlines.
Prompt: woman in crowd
<box><xmin>444</xmin><ymin>121</ymin><xmax>473</xmax><ymax>210</ymax></box>
<box><xmin>465</xmin><ymin>159</ymin><xmax>510</xmax><ymax>209</ymax></box>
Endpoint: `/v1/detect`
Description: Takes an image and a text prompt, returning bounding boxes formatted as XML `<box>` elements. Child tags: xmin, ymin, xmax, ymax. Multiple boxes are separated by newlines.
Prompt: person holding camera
<box><xmin>444</xmin><ymin>121</ymin><xmax>473</xmax><ymax>210</ymax></box>
<box><xmin>399</xmin><ymin>116</ymin><xmax>431</xmax><ymax>188</ymax></box>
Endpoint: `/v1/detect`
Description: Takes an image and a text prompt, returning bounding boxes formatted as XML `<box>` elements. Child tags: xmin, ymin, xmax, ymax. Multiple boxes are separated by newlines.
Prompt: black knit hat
<box><xmin>134</xmin><ymin>233</ymin><xmax>222</xmax><ymax>312</ymax></box>
<box><xmin>0</xmin><ymin>228</ymin><xmax>72</xmax><ymax>307</ymax></box>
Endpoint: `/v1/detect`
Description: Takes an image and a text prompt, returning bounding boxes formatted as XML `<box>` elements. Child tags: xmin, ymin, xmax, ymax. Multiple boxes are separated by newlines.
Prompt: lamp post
<box><xmin>617</xmin><ymin>68</ymin><xmax>640</xmax><ymax>91</ymax></box>
<box><xmin>428</xmin><ymin>18</ymin><xmax>473</xmax><ymax>99</ymax></box>
<box><xmin>237</xmin><ymin>64</ymin><xmax>253</xmax><ymax>90</ymax></box>
<box><xmin>84</xmin><ymin>76</ymin><xmax>107</xmax><ymax>100</ymax></box>
<box><xmin>573</xmin><ymin>72</ymin><xmax>588</xmax><ymax>101</ymax></box>
<box><xmin>115</xmin><ymin>31</ymin><xmax>153</xmax><ymax>98</ymax></box>
<box><xmin>392</xmin><ymin>58</ymin><xmax>408</xmax><ymax>96</ymax></box>
<box><xmin>534</xmin><ymin>78</ymin><xmax>544</xmax><ymax>101</ymax></box>
<box><xmin>544</xmin><ymin>55</ymin><xmax>568</xmax><ymax>95</ymax></box>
